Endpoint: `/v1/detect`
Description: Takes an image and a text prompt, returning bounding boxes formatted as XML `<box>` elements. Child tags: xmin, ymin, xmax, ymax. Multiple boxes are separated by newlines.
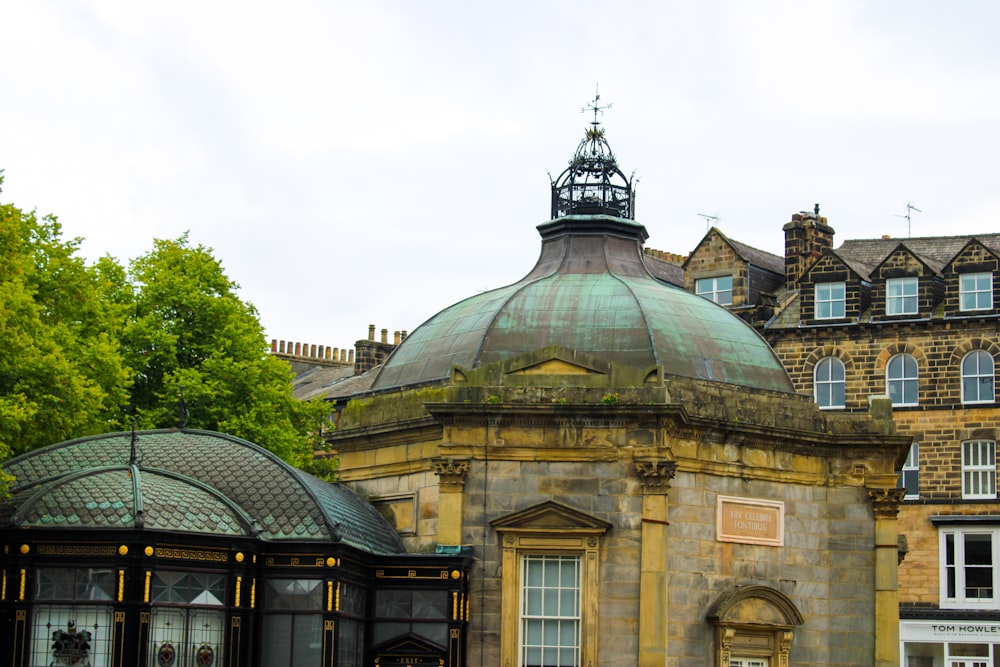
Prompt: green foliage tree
<box><xmin>122</xmin><ymin>234</ymin><xmax>330</xmax><ymax>467</ymax></box>
<box><xmin>0</xmin><ymin>175</ymin><xmax>131</xmax><ymax>474</ymax></box>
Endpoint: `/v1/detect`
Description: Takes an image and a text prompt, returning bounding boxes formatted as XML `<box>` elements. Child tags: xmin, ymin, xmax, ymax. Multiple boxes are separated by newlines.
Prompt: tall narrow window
<box><xmin>962</xmin><ymin>350</ymin><xmax>995</xmax><ymax>404</ymax></box>
<box><xmin>887</xmin><ymin>354</ymin><xmax>919</xmax><ymax>406</ymax></box>
<box><xmin>961</xmin><ymin>272</ymin><xmax>993</xmax><ymax>311</ymax></box>
<box><xmin>262</xmin><ymin>579</ymin><xmax>324</xmax><ymax>667</ymax></box>
<box><xmin>814</xmin><ymin>357</ymin><xmax>846</xmax><ymax>409</ymax></box>
<box><xmin>887</xmin><ymin>277</ymin><xmax>918</xmax><ymax>315</ymax></box>
<box><xmin>941</xmin><ymin>527</ymin><xmax>998</xmax><ymax>609</ymax></box>
<box><xmin>898</xmin><ymin>443</ymin><xmax>919</xmax><ymax>499</ymax></box>
<box><xmin>696</xmin><ymin>276</ymin><xmax>733</xmax><ymax>305</ymax></box>
<box><xmin>521</xmin><ymin>555</ymin><xmax>581</xmax><ymax>667</ymax></box>
<box><xmin>814</xmin><ymin>282</ymin><xmax>846</xmax><ymax>319</ymax></box>
<box><xmin>963</xmin><ymin>440</ymin><xmax>997</xmax><ymax>500</ymax></box>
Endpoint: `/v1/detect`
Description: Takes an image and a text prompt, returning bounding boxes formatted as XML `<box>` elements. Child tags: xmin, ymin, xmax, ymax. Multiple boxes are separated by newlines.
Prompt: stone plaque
<box><xmin>717</xmin><ymin>496</ymin><xmax>784</xmax><ymax>546</ymax></box>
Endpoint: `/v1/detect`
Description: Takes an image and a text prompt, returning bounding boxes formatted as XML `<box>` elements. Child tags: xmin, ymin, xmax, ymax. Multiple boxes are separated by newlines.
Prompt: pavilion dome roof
<box><xmin>0</xmin><ymin>429</ymin><xmax>404</xmax><ymax>554</ymax></box>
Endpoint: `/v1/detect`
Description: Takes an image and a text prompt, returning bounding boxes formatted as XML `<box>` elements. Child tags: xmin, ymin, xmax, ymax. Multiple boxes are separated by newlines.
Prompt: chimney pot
<box><xmin>348</xmin><ymin>350</ymin><xmax>354</xmax><ymax>364</ymax></box>
<box><xmin>394</xmin><ymin>331</ymin><xmax>401</xmax><ymax>345</ymax></box>
<box><xmin>271</xmin><ymin>339</ymin><xmax>278</xmax><ymax>353</ymax></box>
<box><xmin>381</xmin><ymin>328</ymin><xmax>388</xmax><ymax>344</ymax></box>
<box><xmin>368</xmin><ymin>325</ymin><xmax>376</xmax><ymax>341</ymax></box>
<box><xmin>294</xmin><ymin>342</ymin><xmax>301</xmax><ymax>356</ymax></box>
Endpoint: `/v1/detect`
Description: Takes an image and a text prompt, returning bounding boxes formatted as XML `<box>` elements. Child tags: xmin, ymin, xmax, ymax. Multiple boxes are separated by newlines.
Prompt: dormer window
<box><xmin>814</xmin><ymin>282</ymin><xmax>846</xmax><ymax>319</ymax></box>
<box><xmin>886</xmin><ymin>277</ymin><xmax>918</xmax><ymax>316</ymax></box>
<box><xmin>961</xmin><ymin>272</ymin><xmax>993</xmax><ymax>311</ymax></box>
<box><xmin>696</xmin><ymin>276</ymin><xmax>733</xmax><ymax>305</ymax></box>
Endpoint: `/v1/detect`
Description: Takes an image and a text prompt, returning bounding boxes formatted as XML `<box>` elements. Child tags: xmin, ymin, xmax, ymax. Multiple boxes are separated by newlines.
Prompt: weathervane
<box><xmin>581</xmin><ymin>84</ymin><xmax>612</xmax><ymax>127</ymax></box>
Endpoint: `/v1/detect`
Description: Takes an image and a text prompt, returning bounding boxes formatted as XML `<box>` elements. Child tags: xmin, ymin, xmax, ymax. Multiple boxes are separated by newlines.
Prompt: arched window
<box><xmin>962</xmin><ymin>350</ymin><xmax>995</xmax><ymax>404</ymax></box>
<box><xmin>887</xmin><ymin>354</ymin><xmax>919</xmax><ymax>406</ymax></box>
<box><xmin>814</xmin><ymin>357</ymin><xmax>846</xmax><ymax>409</ymax></box>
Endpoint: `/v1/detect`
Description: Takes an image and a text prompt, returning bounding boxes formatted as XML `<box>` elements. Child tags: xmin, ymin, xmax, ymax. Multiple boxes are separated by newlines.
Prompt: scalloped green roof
<box><xmin>0</xmin><ymin>429</ymin><xmax>403</xmax><ymax>554</ymax></box>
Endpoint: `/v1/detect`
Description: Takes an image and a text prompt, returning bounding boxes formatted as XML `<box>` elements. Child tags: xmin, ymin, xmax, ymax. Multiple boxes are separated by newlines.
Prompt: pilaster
<box><xmin>635</xmin><ymin>459</ymin><xmax>676</xmax><ymax>667</ymax></box>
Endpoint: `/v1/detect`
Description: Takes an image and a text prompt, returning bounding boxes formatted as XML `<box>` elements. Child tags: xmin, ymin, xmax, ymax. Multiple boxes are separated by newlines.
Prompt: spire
<box><xmin>550</xmin><ymin>86</ymin><xmax>635</xmax><ymax>220</ymax></box>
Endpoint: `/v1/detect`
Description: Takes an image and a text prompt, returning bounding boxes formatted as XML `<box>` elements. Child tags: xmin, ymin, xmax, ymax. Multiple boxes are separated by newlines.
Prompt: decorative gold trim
<box><xmin>234</xmin><ymin>576</ymin><xmax>242</xmax><ymax>607</ymax></box>
<box><xmin>327</xmin><ymin>581</ymin><xmax>334</xmax><ymax>612</ymax></box>
<box><xmin>38</xmin><ymin>544</ymin><xmax>116</xmax><ymax>557</ymax></box>
<box><xmin>250</xmin><ymin>578</ymin><xmax>256</xmax><ymax>609</ymax></box>
<box><xmin>2</xmin><ymin>569</ymin><xmax>6</xmax><ymax>601</ymax></box>
<box><xmin>375</xmin><ymin>568</ymin><xmax>450</xmax><ymax>580</ymax></box>
<box><xmin>19</xmin><ymin>544</ymin><xmax>29</xmax><ymax>555</ymax></box>
<box><xmin>335</xmin><ymin>581</ymin><xmax>341</xmax><ymax>612</ymax></box>
<box><xmin>235</xmin><ymin>552</ymin><xmax>244</xmax><ymax>563</ymax></box>
<box><xmin>144</xmin><ymin>546</ymin><xmax>154</xmax><ymax>557</ymax></box>
<box><xmin>117</xmin><ymin>569</ymin><xmax>125</xmax><ymax>602</ymax></box>
<box><xmin>118</xmin><ymin>545</ymin><xmax>128</xmax><ymax>556</ymax></box>
<box><xmin>19</xmin><ymin>568</ymin><xmax>26</xmax><ymax>600</ymax></box>
<box><xmin>143</xmin><ymin>570</ymin><xmax>151</xmax><ymax>603</ymax></box>
<box><xmin>155</xmin><ymin>546</ymin><xmax>228</xmax><ymax>563</ymax></box>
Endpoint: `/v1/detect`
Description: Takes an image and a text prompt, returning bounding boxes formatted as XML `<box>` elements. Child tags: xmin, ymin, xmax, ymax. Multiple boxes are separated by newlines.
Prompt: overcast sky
<box><xmin>2</xmin><ymin>1</ymin><xmax>999</xmax><ymax>353</ymax></box>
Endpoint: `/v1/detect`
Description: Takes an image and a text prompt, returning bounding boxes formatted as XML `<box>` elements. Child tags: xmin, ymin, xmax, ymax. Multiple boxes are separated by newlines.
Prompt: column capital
<box><xmin>867</xmin><ymin>487</ymin><xmax>906</xmax><ymax>519</ymax></box>
<box><xmin>634</xmin><ymin>459</ymin><xmax>677</xmax><ymax>494</ymax></box>
<box><xmin>432</xmin><ymin>457</ymin><xmax>470</xmax><ymax>492</ymax></box>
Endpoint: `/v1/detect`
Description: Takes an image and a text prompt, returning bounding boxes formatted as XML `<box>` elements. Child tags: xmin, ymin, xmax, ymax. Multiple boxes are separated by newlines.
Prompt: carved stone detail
<box><xmin>867</xmin><ymin>487</ymin><xmax>906</xmax><ymax>519</ymax></box>
<box><xmin>634</xmin><ymin>459</ymin><xmax>677</xmax><ymax>494</ymax></box>
<box><xmin>432</xmin><ymin>457</ymin><xmax>470</xmax><ymax>492</ymax></box>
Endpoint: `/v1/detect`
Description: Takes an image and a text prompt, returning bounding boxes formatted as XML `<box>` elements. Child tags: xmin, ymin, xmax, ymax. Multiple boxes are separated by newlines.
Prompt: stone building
<box><xmin>682</xmin><ymin>213</ymin><xmax>1000</xmax><ymax>666</ymax></box>
<box><xmin>319</xmin><ymin>120</ymin><xmax>911</xmax><ymax>667</ymax></box>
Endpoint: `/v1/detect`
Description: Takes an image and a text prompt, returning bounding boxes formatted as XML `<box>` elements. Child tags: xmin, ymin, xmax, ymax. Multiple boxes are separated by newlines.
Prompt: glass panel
<box><xmin>32</xmin><ymin>605</ymin><xmax>113</xmax><ymax>667</ymax></box>
<box><xmin>261</xmin><ymin>615</ymin><xmax>293</xmax><ymax>667</ymax></box>
<box><xmin>152</xmin><ymin>571</ymin><xmax>189</xmax><ymax>604</ymax></box>
<box><xmin>337</xmin><ymin>618</ymin><xmax>365</xmax><ymax>667</ymax></box>
<box><xmin>375</xmin><ymin>589</ymin><xmax>411</xmax><ymax>617</ymax></box>
<box><xmin>291</xmin><ymin>615</ymin><xmax>323</xmax><ymax>667</ymax></box>
<box><xmin>36</xmin><ymin>569</ymin><xmax>75</xmax><ymax>600</ymax></box>
<box><xmin>266</xmin><ymin>579</ymin><xmax>323</xmax><ymax>610</ymax></box>
<box><xmin>412</xmin><ymin>590</ymin><xmax>447</xmax><ymax>619</ymax></box>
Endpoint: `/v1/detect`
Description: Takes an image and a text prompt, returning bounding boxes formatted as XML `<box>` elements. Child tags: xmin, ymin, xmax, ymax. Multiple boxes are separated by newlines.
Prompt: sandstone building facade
<box><xmin>682</xmin><ymin>213</ymin><xmax>1000</xmax><ymax>666</ymax></box>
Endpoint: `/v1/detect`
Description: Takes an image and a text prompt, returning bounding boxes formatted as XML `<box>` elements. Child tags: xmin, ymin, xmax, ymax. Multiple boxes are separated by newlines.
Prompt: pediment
<box><xmin>490</xmin><ymin>500</ymin><xmax>612</xmax><ymax>533</ymax></box>
<box><xmin>503</xmin><ymin>346</ymin><xmax>610</xmax><ymax>377</ymax></box>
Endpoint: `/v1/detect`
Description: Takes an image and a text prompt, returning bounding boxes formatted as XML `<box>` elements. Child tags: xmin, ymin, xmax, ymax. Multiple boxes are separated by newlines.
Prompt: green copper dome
<box><xmin>372</xmin><ymin>214</ymin><xmax>794</xmax><ymax>393</ymax></box>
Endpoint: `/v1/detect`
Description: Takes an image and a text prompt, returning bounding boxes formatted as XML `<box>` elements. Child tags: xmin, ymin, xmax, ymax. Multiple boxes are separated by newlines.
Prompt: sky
<box><xmin>2</xmin><ymin>1</ymin><xmax>999</xmax><ymax>353</ymax></box>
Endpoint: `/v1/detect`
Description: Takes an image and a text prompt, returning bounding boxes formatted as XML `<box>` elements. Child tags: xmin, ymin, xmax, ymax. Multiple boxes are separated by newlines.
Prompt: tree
<box><xmin>122</xmin><ymin>234</ymin><xmax>329</xmax><ymax>466</ymax></box>
<box><xmin>0</xmin><ymin>175</ymin><xmax>132</xmax><ymax>468</ymax></box>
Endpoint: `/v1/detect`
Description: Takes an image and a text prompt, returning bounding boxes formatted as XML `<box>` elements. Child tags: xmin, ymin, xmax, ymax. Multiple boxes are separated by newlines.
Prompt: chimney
<box><xmin>782</xmin><ymin>207</ymin><xmax>834</xmax><ymax>290</ymax></box>
<box><xmin>355</xmin><ymin>324</ymin><xmax>398</xmax><ymax>375</ymax></box>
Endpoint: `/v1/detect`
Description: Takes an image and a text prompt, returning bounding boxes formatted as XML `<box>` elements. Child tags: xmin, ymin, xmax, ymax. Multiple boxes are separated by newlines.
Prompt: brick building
<box><xmin>682</xmin><ymin>212</ymin><xmax>1000</xmax><ymax>666</ymax></box>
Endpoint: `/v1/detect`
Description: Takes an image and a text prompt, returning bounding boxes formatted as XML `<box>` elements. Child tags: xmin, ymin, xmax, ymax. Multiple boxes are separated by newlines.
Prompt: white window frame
<box><xmin>962</xmin><ymin>440</ymin><xmax>997</xmax><ymax>500</ymax></box>
<box><xmin>887</xmin><ymin>353</ymin><xmax>919</xmax><ymax>406</ymax></box>
<box><xmin>940</xmin><ymin>525</ymin><xmax>1000</xmax><ymax>610</ymax></box>
<box><xmin>887</xmin><ymin>277</ymin><xmax>919</xmax><ymax>315</ymax></box>
<box><xmin>696</xmin><ymin>276</ymin><xmax>734</xmax><ymax>306</ymax></box>
<box><xmin>519</xmin><ymin>554</ymin><xmax>581</xmax><ymax>667</ymax></box>
<box><xmin>960</xmin><ymin>272</ymin><xmax>993</xmax><ymax>312</ymax></box>
<box><xmin>814</xmin><ymin>282</ymin><xmax>846</xmax><ymax>320</ymax></box>
<box><xmin>899</xmin><ymin>442</ymin><xmax>919</xmax><ymax>500</ymax></box>
<box><xmin>813</xmin><ymin>357</ymin><xmax>846</xmax><ymax>409</ymax></box>
<box><xmin>962</xmin><ymin>350</ymin><xmax>996</xmax><ymax>405</ymax></box>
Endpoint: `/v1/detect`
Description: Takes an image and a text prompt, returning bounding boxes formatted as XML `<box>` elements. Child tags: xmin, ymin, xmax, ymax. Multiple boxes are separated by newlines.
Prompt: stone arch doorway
<box><xmin>708</xmin><ymin>585</ymin><xmax>804</xmax><ymax>667</ymax></box>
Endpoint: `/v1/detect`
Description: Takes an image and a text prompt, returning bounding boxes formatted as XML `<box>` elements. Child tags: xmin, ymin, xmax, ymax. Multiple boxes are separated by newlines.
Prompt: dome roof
<box><xmin>0</xmin><ymin>429</ymin><xmax>404</xmax><ymax>554</ymax></box>
<box><xmin>372</xmin><ymin>215</ymin><xmax>794</xmax><ymax>393</ymax></box>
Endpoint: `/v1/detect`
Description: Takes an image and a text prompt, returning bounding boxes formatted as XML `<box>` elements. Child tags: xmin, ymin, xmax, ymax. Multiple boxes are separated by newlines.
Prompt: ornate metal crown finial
<box><xmin>551</xmin><ymin>85</ymin><xmax>634</xmax><ymax>219</ymax></box>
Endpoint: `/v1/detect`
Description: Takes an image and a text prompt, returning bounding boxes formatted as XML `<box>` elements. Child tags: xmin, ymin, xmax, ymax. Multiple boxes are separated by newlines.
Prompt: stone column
<box><xmin>867</xmin><ymin>484</ymin><xmax>905</xmax><ymax>667</ymax></box>
<box><xmin>634</xmin><ymin>459</ymin><xmax>677</xmax><ymax>667</ymax></box>
<box><xmin>433</xmin><ymin>457</ymin><xmax>470</xmax><ymax>547</ymax></box>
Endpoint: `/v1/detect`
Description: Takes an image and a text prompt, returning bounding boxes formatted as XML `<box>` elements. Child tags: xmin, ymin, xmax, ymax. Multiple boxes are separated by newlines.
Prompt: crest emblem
<box><xmin>51</xmin><ymin>620</ymin><xmax>92</xmax><ymax>666</ymax></box>
<box><xmin>196</xmin><ymin>644</ymin><xmax>215</xmax><ymax>667</ymax></box>
<box><xmin>157</xmin><ymin>642</ymin><xmax>177</xmax><ymax>667</ymax></box>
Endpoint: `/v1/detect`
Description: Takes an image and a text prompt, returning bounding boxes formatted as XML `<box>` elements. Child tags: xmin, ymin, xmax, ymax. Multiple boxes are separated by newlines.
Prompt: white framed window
<box><xmin>898</xmin><ymin>442</ymin><xmax>919</xmax><ymax>499</ymax></box>
<box><xmin>887</xmin><ymin>277</ymin><xmax>919</xmax><ymax>315</ymax></box>
<box><xmin>696</xmin><ymin>276</ymin><xmax>733</xmax><ymax>305</ymax></box>
<box><xmin>814</xmin><ymin>357</ymin><xmax>846</xmax><ymax>409</ymax></box>
<box><xmin>960</xmin><ymin>272</ymin><xmax>993</xmax><ymax>311</ymax></box>
<box><xmin>963</xmin><ymin>440</ymin><xmax>997</xmax><ymax>500</ymax></box>
<box><xmin>520</xmin><ymin>554</ymin><xmax>581</xmax><ymax>667</ymax></box>
<box><xmin>814</xmin><ymin>282</ymin><xmax>846</xmax><ymax>319</ymax></box>
<box><xmin>962</xmin><ymin>350</ymin><xmax>995</xmax><ymax>405</ymax></box>
<box><xmin>887</xmin><ymin>353</ymin><xmax>919</xmax><ymax>406</ymax></box>
<box><xmin>940</xmin><ymin>526</ymin><xmax>1000</xmax><ymax>609</ymax></box>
